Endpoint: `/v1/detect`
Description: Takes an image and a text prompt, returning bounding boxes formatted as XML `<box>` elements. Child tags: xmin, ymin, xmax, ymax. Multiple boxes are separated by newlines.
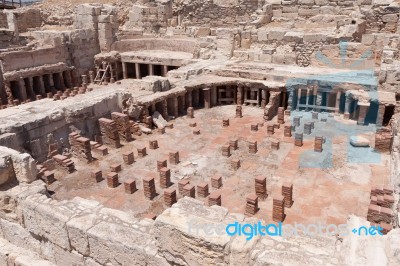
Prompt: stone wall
<box><xmin>126</xmin><ymin>0</ymin><xmax>173</xmax><ymax>32</ymax></box>
<box><xmin>111</xmin><ymin>38</ymin><xmax>199</xmax><ymax>55</ymax></box>
<box><xmin>0</xmin><ymin>12</ymin><xmax>7</xmax><ymax>29</ymax></box>
<box><xmin>0</xmin><ymin>46</ymin><xmax>69</xmax><ymax>73</ymax></box>
<box><xmin>390</xmin><ymin>112</ymin><xmax>400</xmax><ymax>187</ymax></box>
<box><xmin>0</xmin><ymin>181</ymin><xmax>168</xmax><ymax>266</ymax></box>
<box><xmin>66</xmin><ymin>29</ymin><xmax>101</xmax><ymax>76</ymax></box>
<box><xmin>0</xmin><ymin>147</ymin><xmax>37</xmax><ymax>185</ymax></box>
<box><xmin>0</xmin><ymin>88</ymin><xmax>127</xmax><ymax>162</ymax></box>
<box><xmin>0</xmin><ymin>30</ymin><xmax>16</xmax><ymax>49</ymax></box>
<box><xmin>0</xmin><ymin>28</ymin><xmax>100</xmax><ymax>81</ymax></box>
<box><xmin>74</xmin><ymin>4</ymin><xmax>118</xmax><ymax>54</ymax></box>
<box><xmin>174</xmin><ymin>0</ymin><xmax>260</xmax><ymax>27</ymax></box>
<box><xmin>267</xmin><ymin>1</ymin><xmax>400</xmax><ymax>37</ymax></box>
<box><xmin>361</xmin><ymin>3</ymin><xmax>400</xmax><ymax>34</ymax></box>
<box><xmin>0</xmin><ymin>183</ymin><xmax>398</xmax><ymax>266</ymax></box>
<box><xmin>13</xmin><ymin>8</ymin><xmax>42</xmax><ymax>33</ymax></box>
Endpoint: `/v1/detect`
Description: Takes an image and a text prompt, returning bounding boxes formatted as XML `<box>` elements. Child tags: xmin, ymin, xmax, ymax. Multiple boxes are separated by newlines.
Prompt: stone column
<box><xmin>357</xmin><ymin>103</ymin><xmax>370</xmax><ymax>125</ymax></box>
<box><xmin>59</xmin><ymin>72</ymin><xmax>66</xmax><ymax>91</ymax></box>
<box><xmin>172</xmin><ymin>97</ymin><xmax>179</xmax><ymax>117</ymax></box>
<box><xmin>211</xmin><ymin>86</ymin><xmax>217</xmax><ymax>107</ymax></box>
<box><xmin>109</xmin><ymin>64</ymin><xmax>115</xmax><ymax>83</ymax></box>
<box><xmin>313</xmin><ymin>86</ymin><xmax>318</xmax><ymax>109</ymax></box>
<box><xmin>297</xmin><ymin>88</ymin><xmax>302</xmax><ymax>110</ymax></box>
<box><xmin>256</xmin><ymin>89</ymin><xmax>260</xmax><ymax>107</ymax></box>
<box><xmin>148</xmin><ymin>64</ymin><xmax>154</xmax><ymax>76</ymax></box>
<box><xmin>135</xmin><ymin>63</ymin><xmax>141</xmax><ymax>79</ymax></box>
<box><xmin>27</xmin><ymin>77</ymin><xmax>35</xmax><ymax>100</ymax></box>
<box><xmin>237</xmin><ymin>85</ymin><xmax>243</xmax><ymax>105</ymax></box>
<box><xmin>316</xmin><ymin>91</ymin><xmax>322</xmax><ymax>112</ymax></box>
<box><xmin>376</xmin><ymin>104</ymin><xmax>386</xmax><ymax>127</ymax></box>
<box><xmin>344</xmin><ymin>94</ymin><xmax>351</xmax><ymax>119</ymax></box>
<box><xmin>203</xmin><ymin>88</ymin><xmax>211</xmax><ymax>109</ymax></box>
<box><xmin>335</xmin><ymin>91</ymin><xmax>342</xmax><ymax>113</ymax></box>
<box><xmin>38</xmin><ymin>76</ymin><xmax>46</xmax><ymax>95</ymax></box>
<box><xmin>287</xmin><ymin>89</ymin><xmax>293</xmax><ymax>111</ymax></box>
<box><xmin>4</xmin><ymin>81</ymin><xmax>14</xmax><ymax>105</ymax></box>
<box><xmin>18</xmin><ymin>77</ymin><xmax>28</xmax><ymax>102</ymax></box>
<box><xmin>305</xmin><ymin>89</ymin><xmax>311</xmax><ymax>110</ymax></box>
<box><xmin>261</xmin><ymin>90</ymin><xmax>267</xmax><ymax>108</ymax></box>
<box><xmin>122</xmin><ymin>62</ymin><xmax>128</xmax><ymax>79</ymax></box>
<box><xmin>244</xmin><ymin>87</ymin><xmax>248</xmax><ymax>104</ymax></box>
<box><xmin>162</xmin><ymin>65</ymin><xmax>168</xmax><ymax>77</ymax></box>
<box><xmin>186</xmin><ymin>91</ymin><xmax>192</xmax><ymax>108</ymax></box>
<box><xmin>48</xmin><ymin>74</ymin><xmax>55</xmax><ymax>92</ymax></box>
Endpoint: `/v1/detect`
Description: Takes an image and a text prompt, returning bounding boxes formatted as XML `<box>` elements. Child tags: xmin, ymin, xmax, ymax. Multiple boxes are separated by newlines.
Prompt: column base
<box><xmin>344</xmin><ymin>113</ymin><xmax>350</xmax><ymax>119</ymax></box>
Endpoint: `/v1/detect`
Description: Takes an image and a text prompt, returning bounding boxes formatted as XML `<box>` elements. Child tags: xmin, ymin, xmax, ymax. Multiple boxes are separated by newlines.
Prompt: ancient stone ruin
<box><xmin>0</xmin><ymin>0</ymin><xmax>400</xmax><ymax>265</ymax></box>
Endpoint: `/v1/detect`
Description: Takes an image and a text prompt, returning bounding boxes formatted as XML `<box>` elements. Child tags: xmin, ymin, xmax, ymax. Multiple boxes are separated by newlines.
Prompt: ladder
<box><xmin>94</xmin><ymin>64</ymin><xmax>110</xmax><ymax>84</ymax></box>
<box><xmin>94</xmin><ymin>63</ymin><xmax>117</xmax><ymax>84</ymax></box>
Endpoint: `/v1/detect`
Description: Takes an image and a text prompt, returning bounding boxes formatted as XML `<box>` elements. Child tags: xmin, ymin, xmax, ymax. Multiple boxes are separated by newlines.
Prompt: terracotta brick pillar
<box><xmin>273</xmin><ymin>195</ymin><xmax>285</xmax><ymax>222</ymax></box>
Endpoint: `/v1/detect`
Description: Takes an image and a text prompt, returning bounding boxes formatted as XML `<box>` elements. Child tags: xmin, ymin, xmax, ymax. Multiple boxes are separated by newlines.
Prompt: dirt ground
<box><xmin>50</xmin><ymin>105</ymin><xmax>390</xmax><ymax>225</ymax></box>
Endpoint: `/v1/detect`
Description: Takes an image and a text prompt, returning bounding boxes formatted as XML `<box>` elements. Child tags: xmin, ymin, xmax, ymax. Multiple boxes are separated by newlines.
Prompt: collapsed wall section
<box><xmin>0</xmin><ymin>88</ymin><xmax>127</xmax><ymax>162</ymax></box>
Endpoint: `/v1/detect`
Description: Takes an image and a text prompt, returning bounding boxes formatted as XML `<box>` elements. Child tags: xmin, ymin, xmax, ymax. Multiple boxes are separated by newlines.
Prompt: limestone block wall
<box><xmin>127</xmin><ymin>0</ymin><xmax>173</xmax><ymax>31</ymax></box>
<box><xmin>0</xmin><ymin>147</ymin><xmax>37</xmax><ymax>184</ymax></box>
<box><xmin>0</xmin><ymin>28</ymin><xmax>100</xmax><ymax>83</ymax></box>
<box><xmin>13</xmin><ymin>8</ymin><xmax>42</xmax><ymax>33</ymax></box>
<box><xmin>66</xmin><ymin>29</ymin><xmax>101</xmax><ymax>76</ymax></box>
<box><xmin>74</xmin><ymin>4</ymin><xmax>102</xmax><ymax>33</ymax></box>
<box><xmin>0</xmin><ymin>154</ymin><xmax>14</xmax><ymax>186</ymax></box>
<box><xmin>0</xmin><ymin>88</ymin><xmax>127</xmax><ymax>162</ymax></box>
<box><xmin>361</xmin><ymin>3</ymin><xmax>400</xmax><ymax>34</ymax></box>
<box><xmin>74</xmin><ymin>4</ymin><xmax>118</xmax><ymax>71</ymax></box>
<box><xmin>0</xmin><ymin>181</ymin><xmax>399</xmax><ymax>265</ymax></box>
<box><xmin>390</xmin><ymin>113</ymin><xmax>400</xmax><ymax>187</ymax></box>
<box><xmin>173</xmin><ymin>0</ymin><xmax>260</xmax><ymax>27</ymax></box>
<box><xmin>0</xmin><ymin>181</ymin><xmax>168</xmax><ymax>266</ymax></box>
<box><xmin>0</xmin><ymin>46</ymin><xmax>69</xmax><ymax>73</ymax></box>
<box><xmin>270</xmin><ymin>0</ymin><xmax>359</xmax><ymax>17</ymax></box>
<box><xmin>0</xmin><ymin>12</ymin><xmax>7</xmax><ymax>29</ymax></box>
<box><xmin>111</xmin><ymin>38</ymin><xmax>199</xmax><ymax>55</ymax></box>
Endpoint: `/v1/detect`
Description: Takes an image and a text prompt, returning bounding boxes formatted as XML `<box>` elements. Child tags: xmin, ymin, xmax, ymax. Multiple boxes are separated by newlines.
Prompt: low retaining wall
<box><xmin>0</xmin><ymin>181</ymin><xmax>399</xmax><ymax>266</ymax></box>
